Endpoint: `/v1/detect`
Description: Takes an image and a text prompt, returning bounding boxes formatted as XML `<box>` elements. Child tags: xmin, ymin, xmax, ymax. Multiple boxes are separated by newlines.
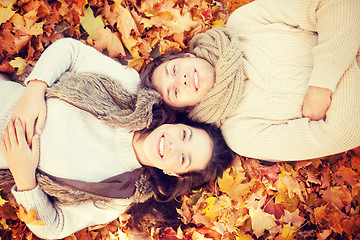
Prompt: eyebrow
<box><xmin>165</xmin><ymin>64</ymin><xmax>174</xmax><ymax>104</ymax></box>
<box><xmin>186</xmin><ymin>127</ymin><xmax>193</xmax><ymax>168</ymax></box>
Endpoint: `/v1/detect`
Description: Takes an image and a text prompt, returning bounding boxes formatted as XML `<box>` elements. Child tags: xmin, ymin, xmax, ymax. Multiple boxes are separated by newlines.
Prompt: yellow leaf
<box><xmin>235</xmin><ymin>232</ymin><xmax>254</xmax><ymax>240</ymax></box>
<box><xmin>17</xmin><ymin>205</ymin><xmax>46</xmax><ymax>226</ymax></box>
<box><xmin>218</xmin><ymin>168</ymin><xmax>250</xmax><ymax>201</ymax></box>
<box><xmin>248</xmin><ymin>207</ymin><xmax>277</xmax><ymax>238</ymax></box>
<box><xmin>80</xmin><ymin>7</ymin><xmax>105</xmax><ymax>40</ymax></box>
<box><xmin>10</xmin><ymin>57</ymin><xmax>27</xmax><ymax>74</ymax></box>
<box><xmin>0</xmin><ymin>0</ymin><xmax>16</xmax><ymax>8</ymax></box>
<box><xmin>0</xmin><ymin>6</ymin><xmax>15</xmax><ymax>25</ymax></box>
<box><xmin>212</xmin><ymin>19</ymin><xmax>225</xmax><ymax>28</ymax></box>
<box><xmin>0</xmin><ymin>218</ymin><xmax>10</xmax><ymax>230</ymax></box>
<box><xmin>201</xmin><ymin>195</ymin><xmax>232</xmax><ymax>221</ymax></box>
<box><xmin>275</xmin><ymin>223</ymin><xmax>295</xmax><ymax>240</ymax></box>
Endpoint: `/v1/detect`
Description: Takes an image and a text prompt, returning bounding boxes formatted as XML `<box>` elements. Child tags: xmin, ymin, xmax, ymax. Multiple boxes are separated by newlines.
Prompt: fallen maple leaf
<box><xmin>248</xmin><ymin>207</ymin><xmax>277</xmax><ymax>238</ymax></box>
<box><xmin>17</xmin><ymin>205</ymin><xmax>46</xmax><ymax>226</ymax></box>
<box><xmin>10</xmin><ymin>57</ymin><xmax>27</xmax><ymax>74</ymax></box>
<box><xmin>92</xmin><ymin>27</ymin><xmax>126</xmax><ymax>58</ymax></box>
<box><xmin>283</xmin><ymin>209</ymin><xmax>306</xmax><ymax>228</ymax></box>
<box><xmin>0</xmin><ymin>6</ymin><xmax>15</xmax><ymax>25</ymax></box>
<box><xmin>80</xmin><ymin>7</ymin><xmax>105</xmax><ymax>41</ymax></box>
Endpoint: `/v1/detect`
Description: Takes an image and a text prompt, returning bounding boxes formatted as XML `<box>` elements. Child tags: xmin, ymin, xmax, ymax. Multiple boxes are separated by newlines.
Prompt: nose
<box><xmin>175</xmin><ymin>73</ymin><xmax>188</xmax><ymax>87</ymax></box>
<box><xmin>167</xmin><ymin>138</ymin><xmax>185</xmax><ymax>155</ymax></box>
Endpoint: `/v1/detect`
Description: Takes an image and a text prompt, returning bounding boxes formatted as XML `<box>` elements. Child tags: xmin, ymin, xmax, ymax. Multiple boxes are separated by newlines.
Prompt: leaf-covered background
<box><xmin>1</xmin><ymin>0</ymin><xmax>359</xmax><ymax>239</ymax></box>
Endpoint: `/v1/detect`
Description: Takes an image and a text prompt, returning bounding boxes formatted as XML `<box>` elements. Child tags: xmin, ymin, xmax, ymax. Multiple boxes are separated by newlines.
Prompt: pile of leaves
<box><xmin>1</xmin><ymin>0</ymin><xmax>359</xmax><ymax>239</ymax></box>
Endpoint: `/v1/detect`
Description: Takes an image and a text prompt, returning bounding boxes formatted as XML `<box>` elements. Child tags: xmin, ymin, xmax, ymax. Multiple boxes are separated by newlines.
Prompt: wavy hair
<box><xmin>126</xmin><ymin>116</ymin><xmax>235</xmax><ymax>233</ymax></box>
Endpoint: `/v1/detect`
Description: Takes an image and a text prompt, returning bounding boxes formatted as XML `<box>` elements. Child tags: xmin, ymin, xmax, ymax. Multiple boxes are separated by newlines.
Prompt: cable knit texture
<box><xmin>189</xmin><ymin>27</ymin><xmax>245</xmax><ymax>127</ymax></box>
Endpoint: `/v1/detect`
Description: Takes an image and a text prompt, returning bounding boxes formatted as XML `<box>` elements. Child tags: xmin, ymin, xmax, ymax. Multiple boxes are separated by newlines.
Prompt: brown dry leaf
<box><xmin>333</xmin><ymin>166</ymin><xmax>359</xmax><ymax>186</ymax></box>
<box><xmin>177</xmin><ymin>195</ymin><xmax>193</xmax><ymax>225</ymax></box>
<box><xmin>17</xmin><ymin>205</ymin><xmax>46</xmax><ymax>226</ymax></box>
<box><xmin>321</xmin><ymin>186</ymin><xmax>352</xmax><ymax>212</ymax></box>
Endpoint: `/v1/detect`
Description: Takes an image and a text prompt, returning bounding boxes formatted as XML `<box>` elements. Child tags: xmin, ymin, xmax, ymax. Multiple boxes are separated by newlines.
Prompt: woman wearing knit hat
<box><xmin>0</xmin><ymin>68</ymin><xmax>234</xmax><ymax>238</ymax></box>
<box><xmin>142</xmin><ymin>0</ymin><xmax>360</xmax><ymax>161</ymax></box>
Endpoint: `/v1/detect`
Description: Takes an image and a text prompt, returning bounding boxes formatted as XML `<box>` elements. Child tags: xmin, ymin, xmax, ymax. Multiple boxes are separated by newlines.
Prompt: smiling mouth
<box><xmin>159</xmin><ymin>135</ymin><xmax>165</xmax><ymax>158</ymax></box>
<box><xmin>194</xmin><ymin>70</ymin><xmax>199</xmax><ymax>91</ymax></box>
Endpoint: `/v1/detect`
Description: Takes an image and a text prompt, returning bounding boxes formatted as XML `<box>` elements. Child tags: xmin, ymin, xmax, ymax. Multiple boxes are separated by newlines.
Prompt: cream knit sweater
<box><xmin>0</xmin><ymin>39</ymin><xmax>142</xmax><ymax>239</ymax></box>
<box><xmin>221</xmin><ymin>0</ymin><xmax>360</xmax><ymax>161</ymax></box>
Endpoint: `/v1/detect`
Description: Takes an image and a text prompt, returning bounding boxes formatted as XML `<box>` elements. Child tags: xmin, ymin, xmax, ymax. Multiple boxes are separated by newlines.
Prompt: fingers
<box><xmin>25</xmin><ymin>121</ymin><xmax>34</xmax><ymax>145</ymax></box>
<box><xmin>31</xmin><ymin>134</ymin><xmax>40</xmax><ymax>156</ymax></box>
<box><xmin>35</xmin><ymin>113</ymin><xmax>46</xmax><ymax>135</ymax></box>
<box><xmin>14</xmin><ymin>119</ymin><xmax>28</xmax><ymax>146</ymax></box>
<box><xmin>2</xmin><ymin>119</ymin><xmax>28</xmax><ymax>150</ymax></box>
<box><xmin>7</xmin><ymin>120</ymin><xmax>18</xmax><ymax>146</ymax></box>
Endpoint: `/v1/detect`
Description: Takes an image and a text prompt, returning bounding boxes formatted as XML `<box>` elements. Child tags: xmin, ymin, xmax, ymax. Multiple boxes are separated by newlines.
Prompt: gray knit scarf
<box><xmin>0</xmin><ymin>71</ymin><xmax>162</xmax><ymax>206</ymax></box>
<box><xmin>189</xmin><ymin>27</ymin><xmax>246</xmax><ymax>127</ymax></box>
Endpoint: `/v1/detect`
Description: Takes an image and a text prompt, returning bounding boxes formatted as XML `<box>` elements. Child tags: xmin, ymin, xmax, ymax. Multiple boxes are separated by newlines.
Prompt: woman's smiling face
<box><xmin>151</xmin><ymin>54</ymin><xmax>215</xmax><ymax>108</ymax></box>
<box><xmin>133</xmin><ymin>124</ymin><xmax>213</xmax><ymax>175</ymax></box>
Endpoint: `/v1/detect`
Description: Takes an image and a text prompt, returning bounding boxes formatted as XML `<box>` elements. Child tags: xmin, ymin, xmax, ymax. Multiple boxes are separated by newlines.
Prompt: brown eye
<box><xmin>173</xmin><ymin>65</ymin><xmax>176</xmax><ymax>75</ymax></box>
<box><xmin>182</xmin><ymin>130</ymin><xmax>186</xmax><ymax>141</ymax></box>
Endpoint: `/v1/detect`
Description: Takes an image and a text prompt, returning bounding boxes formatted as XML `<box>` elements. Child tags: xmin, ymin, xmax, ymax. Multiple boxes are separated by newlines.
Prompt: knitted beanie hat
<box><xmin>188</xmin><ymin>27</ymin><xmax>245</xmax><ymax>127</ymax></box>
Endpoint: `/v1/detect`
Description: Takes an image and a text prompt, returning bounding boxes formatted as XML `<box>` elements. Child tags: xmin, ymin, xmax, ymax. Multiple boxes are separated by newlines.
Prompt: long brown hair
<box><xmin>126</xmin><ymin>117</ymin><xmax>235</xmax><ymax>233</ymax></box>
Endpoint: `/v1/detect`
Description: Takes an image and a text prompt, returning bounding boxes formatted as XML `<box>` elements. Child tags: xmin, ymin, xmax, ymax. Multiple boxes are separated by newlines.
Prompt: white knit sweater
<box><xmin>221</xmin><ymin>0</ymin><xmax>360</xmax><ymax>161</ymax></box>
<box><xmin>0</xmin><ymin>39</ymin><xmax>142</xmax><ymax>239</ymax></box>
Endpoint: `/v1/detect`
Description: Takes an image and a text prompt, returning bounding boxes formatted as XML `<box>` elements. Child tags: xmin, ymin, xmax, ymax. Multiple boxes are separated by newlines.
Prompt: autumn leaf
<box><xmin>0</xmin><ymin>6</ymin><xmax>15</xmax><ymax>25</ymax></box>
<box><xmin>17</xmin><ymin>205</ymin><xmax>46</xmax><ymax>226</ymax></box>
<box><xmin>10</xmin><ymin>57</ymin><xmax>27</xmax><ymax>74</ymax></box>
<box><xmin>248</xmin><ymin>207</ymin><xmax>277</xmax><ymax>238</ymax></box>
<box><xmin>0</xmin><ymin>191</ymin><xmax>7</xmax><ymax>206</ymax></box>
<box><xmin>80</xmin><ymin>7</ymin><xmax>105</xmax><ymax>41</ymax></box>
<box><xmin>3</xmin><ymin>1</ymin><xmax>360</xmax><ymax>239</ymax></box>
<box><xmin>92</xmin><ymin>27</ymin><xmax>126</xmax><ymax>58</ymax></box>
<box><xmin>282</xmin><ymin>209</ymin><xmax>306</xmax><ymax>228</ymax></box>
<box><xmin>274</xmin><ymin>223</ymin><xmax>296</xmax><ymax>240</ymax></box>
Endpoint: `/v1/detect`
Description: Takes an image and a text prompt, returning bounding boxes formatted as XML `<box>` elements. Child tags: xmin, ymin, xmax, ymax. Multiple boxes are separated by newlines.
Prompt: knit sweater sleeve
<box><xmin>11</xmin><ymin>185</ymin><xmax>129</xmax><ymax>239</ymax></box>
<box><xmin>25</xmin><ymin>38</ymin><xmax>140</xmax><ymax>93</ymax></box>
<box><xmin>226</xmin><ymin>0</ymin><xmax>360</xmax><ymax>92</ymax></box>
<box><xmin>222</xmin><ymin>108</ymin><xmax>360</xmax><ymax>161</ymax></box>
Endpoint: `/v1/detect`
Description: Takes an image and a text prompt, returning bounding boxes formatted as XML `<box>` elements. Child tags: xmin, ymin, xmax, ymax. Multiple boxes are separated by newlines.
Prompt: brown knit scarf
<box><xmin>1</xmin><ymin>71</ymin><xmax>162</xmax><ymax>206</ymax></box>
<box><xmin>189</xmin><ymin>27</ymin><xmax>246</xmax><ymax>127</ymax></box>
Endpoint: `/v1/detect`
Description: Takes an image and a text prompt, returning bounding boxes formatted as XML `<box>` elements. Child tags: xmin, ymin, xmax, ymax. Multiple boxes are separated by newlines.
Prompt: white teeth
<box><xmin>159</xmin><ymin>136</ymin><xmax>164</xmax><ymax>157</ymax></box>
<box><xmin>194</xmin><ymin>71</ymin><xmax>199</xmax><ymax>90</ymax></box>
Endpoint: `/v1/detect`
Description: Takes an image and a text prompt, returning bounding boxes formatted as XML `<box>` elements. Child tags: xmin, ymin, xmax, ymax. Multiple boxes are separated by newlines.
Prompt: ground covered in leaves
<box><xmin>1</xmin><ymin>0</ymin><xmax>360</xmax><ymax>239</ymax></box>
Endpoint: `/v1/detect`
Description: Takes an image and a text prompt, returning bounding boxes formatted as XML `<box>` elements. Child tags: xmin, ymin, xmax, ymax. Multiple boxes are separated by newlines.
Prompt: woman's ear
<box><xmin>163</xmin><ymin>170</ymin><xmax>180</xmax><ymax>177</ymax></box>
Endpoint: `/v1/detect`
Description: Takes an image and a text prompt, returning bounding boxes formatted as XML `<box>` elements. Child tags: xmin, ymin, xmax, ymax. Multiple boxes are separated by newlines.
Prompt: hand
<box><xmin>302</xmin><ymin>86</ymin><xmax>332</xmax><ymax>121</ymax></box>
<box><xmin>1</xmin><ymin>119</ymin><xmax>40</xmax><ymax>191</ymax></box>
<box><xmin>11</xmin><ymin>80</ymin><xmax>47</xmax><ymax>145</ymax></box>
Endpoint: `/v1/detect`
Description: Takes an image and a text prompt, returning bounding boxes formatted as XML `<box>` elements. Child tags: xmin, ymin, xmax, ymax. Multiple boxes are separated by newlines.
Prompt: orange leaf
<box><xmin>92</xmin><ymin>27</ymin><xmax>126</xmax><ymax>58</ymax></box>
<box><xmin>17</xmin><ymin>205</ymin><xmax>46</xmax><ymax>226</ymax></box>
